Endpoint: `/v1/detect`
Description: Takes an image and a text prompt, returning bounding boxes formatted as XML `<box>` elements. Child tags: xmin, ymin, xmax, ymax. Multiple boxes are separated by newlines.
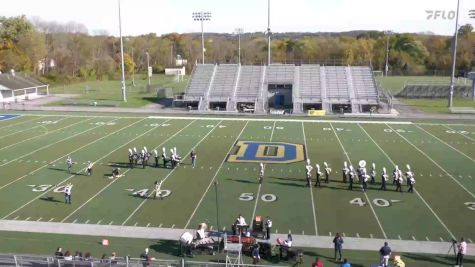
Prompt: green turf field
<box><xmin>0</xmin><ymin>114</ymin><xmax>474</xmax><ymax>244</ymax></box>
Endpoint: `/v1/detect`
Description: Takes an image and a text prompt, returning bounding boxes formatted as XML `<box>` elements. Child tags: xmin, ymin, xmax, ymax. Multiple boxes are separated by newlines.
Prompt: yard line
<box><xmin>184</xmin><ymin>121</ymin><xmax>250</xmax><ymax>229</ymax></box>
<box><xmin>414</xmin><ymin>125</ymin><xmax>475</xmax><ymax>164</ymax></box>
<box><xmin>0</xmin><ymin>117</ymin><xmax>96</xmax><ymax>166</ymax></box>
<box><xmin>109</xmin><ymin>221</ymin><xmax>113</xmax><ymax>225</ymax></box>
<box><xmin>25</xmin><ymin>217</ymin><xmax>30</xmax><ymax>221</ymax></box>
<box><xmin>121</xmin><ymin>120</ymin><xmax>220</xmax><ymax>226</ymax></box>
<box><xmin>329</xmin><ymin>123</ymin><xmax>387</xmax><ymax>239</ymax></box>
<box><xmin>60</xmin><ymin>119</ymin><xmax>182</xmax><ymax>223</ymax></box>
<box><xmin>443</xmin><ymin>125</ymin><xmax>475</xmax><ymax>143</ymax></box>
<box><xmin>0</xmin><ymin>117</ymin><xmax>125</xmax><ymax>190</ymax></box>
<box><xmin>0</xmin><ymin>116</ymin><xmax>46</xmax><ymax>130</ymax></box>
<box><xmin>358</xmin><ymin>124</ymin><xmax>456</xmax><ymax>240</ymax></box>
<box><xmin>97</xmin><ymin>220</ymin><xmax>102</xmax><ymax>225</ymax></box>
<box><xmin>37</xmin><ymin>217</ymin><xmax>42</xmax><ymax>222</ymax></box>
<box><xmin>385</xmin><ymin>124</ymin><xmax>475</xmax><ymax>199</ymax></box>
<box><xmin>251</xmin><ymin>121</ymin><xmax>276</xmax><ymax>221</ymax></box>
<box><xmin>158</xmin><ymin>224</ymin><xmax>162</xmax><ymax>228</ymax></box>
<box><xmin>1</xmin><ymin>118</ymin><xmax>152</xmax><ymax>219</ymax></box>
<box><xmin>0</xmin><ymin>116</ymin><xmax>68</xmax><ymax>140</ymax></box>
<box><xmin>301</xmin><ymin>122</ymin><xmax>318</xmax><ymax>236</ymax></box>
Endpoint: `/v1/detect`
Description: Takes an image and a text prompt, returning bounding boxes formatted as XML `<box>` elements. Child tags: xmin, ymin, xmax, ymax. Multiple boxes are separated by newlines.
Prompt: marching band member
<box><xmin>370</xmin><ymin>163</ymin><xmax>376</xmax><ymax>184</ymax></box>
<box><xmin>380</xmin><ymin>167</ymin><xmax>388</xmax><ymax>191</ymax></box>
<box><xmin>348</xmin><ymin>166</ymin><xmax>355</xmax><ymax>190</ymax></box>
<box><xmin>324</xmin><ymin>162</ymin><xmax>331</xmax><ymax>183</ymax></box>
<box><xmin>315</xmin><ymin>164</ymin><xmax>322</xmax><ymax>187</ymax></box>
<box><xmin>305</xmin><ymin>161</ymin><xmax>313</xmax><ymax>187</ymax></box>
<box><xmin>406</xmin><ymin>165</ymin><xmax>415</xmax><ymax>193</ymax></box>
<box><xmin>259</xmin><ymin>162</ymin><xmax>264</xmax><ymax>184</ymax></box>
<box><xmin>86</xmin><ymin>161</ymin><xmax>94</xmax><ymax>176</ymax></box>
<box><xmin>154</xmin><ymin>149</ymin><xmax>159</xmax><ymax>167</ymax></box>
<box><xmin>66</xmin><ymin>156</ymin><xmax>73</xmax><ymax>173</ymax></box>
<box><xmin>342</xmin><ymin>161</ymin><xmax>349</xmax><ymax>183</ymax></box>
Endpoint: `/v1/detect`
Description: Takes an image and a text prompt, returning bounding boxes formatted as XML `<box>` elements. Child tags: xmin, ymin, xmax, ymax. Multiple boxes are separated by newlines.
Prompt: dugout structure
<box><xmin>0</xmin><ymin>72</ymin><xmax>49</xmax><ymax>102</ymax></box>
<box><xmin>178</xmin><ymin>64</ymin><xmax>382</xmax><ymax>114</ymax></box>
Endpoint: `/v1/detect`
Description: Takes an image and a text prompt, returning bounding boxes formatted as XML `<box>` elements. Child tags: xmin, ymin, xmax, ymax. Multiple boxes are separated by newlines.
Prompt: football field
<box><xmin>0</xmin><ymin>113</ymin><xmax>474</xmax><ymax>244</ymax></box>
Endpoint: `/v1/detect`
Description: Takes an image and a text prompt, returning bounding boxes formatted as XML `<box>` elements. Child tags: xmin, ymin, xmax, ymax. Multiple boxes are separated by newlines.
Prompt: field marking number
<box><xmin>92</xmin><ymin>122</ymin><xmax>116</xmax><ymax>126</ymax></box>
<box><xmin>446</xmin><ymin>130</ymin><xmax>473</xmax><ymax>135</ymax></box>
<box><xmin>146</xmin><ymin>123</ymin><xmax>170</xmax><ymax>127</ymax></box>
<box><xmin>38</xmin><ymin>121</ymin><xmax>58</xmax><ymax>124</ymax></box>
<box><xmin>132</xmin><ymin>189</ymin><xmax>171</xmax><ymax>198</ymax></box>
<box><xmin>239</xmin><ymin>193</ymin><xmax>277</xmax><ymax>202</ymax></box>
<box><xmin>323</xmin><ymin>128</ymin><xmax>351</xmax><ymax>132</ymax></box>
<box><xmin>264</xmin><ymin>126</ymin><xmax>284</xmax><ymax>130</ymax></box>
<box><xmin>383</xmin><ymin>129</ymin><xmax>413</xmax><ymax>133</ymax></box>
<box><xmin>350</xmin><ymin>197</ymin><xmax>392</xmax><ymax>207</ymax></box>
<box><xmin>465</xmin><ymin>202</ymin><xmax>475</xmax><ymax>211</ymax></box>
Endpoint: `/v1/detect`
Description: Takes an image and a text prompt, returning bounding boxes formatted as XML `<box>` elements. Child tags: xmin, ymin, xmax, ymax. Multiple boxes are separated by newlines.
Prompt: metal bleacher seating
<box><xmin>298</xmin><ymin>65</ymin><xmax>322</xmax><ymax>99</ymax></box>
<box><xmin>184</xmin><ymin>64</ymin><xmax>215</xmax><ymax>99</ymax></box>
<box><xmin>235</xmin><ymin>66</ymin><xmax>264</xmax><ymax>99</ymax></box>
<box><xmin>350</xmin><ymin>66</ymin><xmax>378</xmax><ymax>101</ymax></box>
<box><xmin>266</xmin><ymin>64</ymin><xmax>295</xmax><ymax>84</ymax></box>
<box><xmin>209</xmin><ymin>64</ymin><xmax>239</xmax><ymax>98</ymax></box>
<box><xmin>325</xmin><ymin>66</ymin><xmax>350</xmax><ymax>101</ymax></box>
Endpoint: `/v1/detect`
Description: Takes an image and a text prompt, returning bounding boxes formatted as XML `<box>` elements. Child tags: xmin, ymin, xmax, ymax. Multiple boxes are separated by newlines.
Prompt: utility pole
<box><xmin>146</xmin><ymin>52</ymin><xmax>151</xmax><ymax>87</ymax></box>
<box><xmin>267</xmin><ymin>0</ymin><xmax>271</xmax><ymax>66</ymax></box>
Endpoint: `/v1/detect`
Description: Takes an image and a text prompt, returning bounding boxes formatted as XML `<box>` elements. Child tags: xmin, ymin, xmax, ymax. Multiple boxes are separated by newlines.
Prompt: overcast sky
<box><xmin>1</xmin><ymin>0</ymin><xmax>474</xmax><ymax>36</ymax></box>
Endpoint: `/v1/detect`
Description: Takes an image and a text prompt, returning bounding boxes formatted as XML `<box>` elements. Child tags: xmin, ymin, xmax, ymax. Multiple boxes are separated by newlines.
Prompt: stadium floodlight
<box><xmin>234</xmin><ymin>28</ymin><xmax>244</xmax><ymax>64</ymax></box>
<box><xmin>448</xmin><ymin>0</ymin><xmax>461</xmax><ymax>108</ymax></box>
<box><xmin>192</xmin><ymin>12</ymin><xmax>212</xmax><ymax>64</ymax></box>
<box><xmin>470</xmin><ymin>10</ymin><xmax>475</xmax><ymax>19</ymax></box>
<box><xmin>118</xmin><ymin>0</ymin><xmax>127</xmax><ymax>102</ymax></box>
<box><xmin>146</xmin><ymin>52</ymin><xmax>151</xmax><ymax>86</ymax></box>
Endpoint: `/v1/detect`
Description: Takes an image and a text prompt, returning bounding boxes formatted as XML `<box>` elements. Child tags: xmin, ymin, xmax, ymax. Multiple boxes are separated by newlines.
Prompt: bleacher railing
<box><xmin>0</xmin><ymin>254</ymin><xmax>288</xmax><ymax>267</ymax></box>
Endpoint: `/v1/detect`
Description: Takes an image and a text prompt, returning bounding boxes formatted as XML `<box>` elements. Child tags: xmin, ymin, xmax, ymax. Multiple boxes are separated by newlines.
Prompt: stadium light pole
<box><xmin>266</xmin><ymin>0</ymin><xmax>272</xmax><ymax>66</ymax></box>
<box><xmin>384</xmin><ymin>31</ymin><xmax>391</xmax><ymax>77</ymax></box>
<box><xmin>192</xmin><ymin>12</ymin><xmax>212</xmax><ymax>64</ymax></box>
<box><xmin>146</xmin><ymin>52</ymin><xmax>151</xmax><ymax>86</ymax></box>
<box><xmin>448</xmin><ymin>0</ymin><xmax>461</xmax><ymax>108</ymax></box>
<box><xmin>118</xmin><ymin>0</ymin><xmax>127</xmax><ymax>102</ymax></box>
<box><xmin>234</xmin><ymin>28</ymin><xmax>244</xmax><ymax>64</ymax></box>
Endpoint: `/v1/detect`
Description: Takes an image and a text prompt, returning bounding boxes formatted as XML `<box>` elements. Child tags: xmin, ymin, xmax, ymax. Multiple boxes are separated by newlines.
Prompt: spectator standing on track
<box><xmin>456</xmin><ymin>237</ymin><xmax>467</xmax><ymax>267</ymax></box>
<box><xmin>55</xmin><ymin>247</ymin><xmax>64</xmax><ymax>259</ymax></box>
<box><xmin>379</xmin><ymin>242</ymin><xmax>392</xmax><ymax>267</ymax></box>
<box><xmin>190</xmin><ymin>150</ymin><xmax>197</xmax><ymax>168</ymax></box>
<box><xmin>333</xmin><ymin>233</ymin><xmax>344</xmax><ymax>261</ymax></box>
<box><xmin>252</xmin><ymin>244</ymin><xmax>260</xmax><ymax>264</ymax></box>
<box><xmin>265</xmin><ymin>216</ymin><xmax>272</xmax><ymax>240</ymax></box>
<box><xmin>311</xmin><ymin>257</ymin><xmax>323</xmax><ymax>267</ymax></box>
<box><xmin>140</xmin><ymin>248</ymin><xmax>150</xmax><ymax>267</ymax></box>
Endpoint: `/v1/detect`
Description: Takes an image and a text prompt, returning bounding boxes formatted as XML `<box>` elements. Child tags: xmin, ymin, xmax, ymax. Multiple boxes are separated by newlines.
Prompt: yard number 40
<box><xmin>465</xmin><ymin>202</ymin><xmax>475</xmax><ymax>211</ymax></box>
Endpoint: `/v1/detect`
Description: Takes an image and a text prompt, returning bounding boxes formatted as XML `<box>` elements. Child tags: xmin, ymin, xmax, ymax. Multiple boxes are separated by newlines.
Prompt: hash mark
<box><xmin>356</xmin><ymin>233</ymin><xmax>360</xmax><ymax>238</ymax></box>
<box><xmin>37</xmin><ymin>217</ymin><xmax>42</xmax><ymax>222</ymax></box>
<box><xmin>85</xmin><ymin>220</ymin><xmax>89</xmax><ymax>224</ymax></box>
<box><xmin>97</xmin><ymin>220</ymin><xmax>102</xmax><ymax>224</ymax></box>
<box><xmin>72</xmin><ymin>219</ymin><xmax>77</xmax><ymax>223</ymax></box>
<box><xmin>13</xmin><ymin>216</ymin><xmax>19</xmax><ymax>220</ymax></box>
<box><xmin>342</xmin><ymin>232</ymin><xmax>346</xmax><ymax>237</ymax></box>
<box><xmin>329</xmin><ymin>232</ymin><xmax>332</xmax><ymax>236</ymax></box>
<box><xmin>134</xmin><ymin>222</ymin><xmax>138</xmax><ymax>226</ymax></box>
<box><xmin>398</xmin><ymin>235</ymin><xmax>401</xmax><ymax>240</ymax></box>
<box><xmin>109</xmin><ymin>221</ymin><xmax>113</xmax><ymax>225</ymax></box>
<box><xmin>158</xmin><ymin>224</ymin><xmax>163</xmax><ymax>228</ymax></box>
<box><xmin>369</xmin><ymin>234</ymin><xmax>373</xmax><ymax>238</ymax></box>
<box><xmin>425</xmin><ymin>237</ymin><xmax>430</xmax><ymax>241</ymax></box>
<box><xmin>468</xmin><ymin>238</ymin><xmax>473</xmax><ymax>243</ymax></box>
<box><xmin>146</xmin><ymin>223</ymin><xmax>150</xmax><ymax>227</ymax></box>
<box><xmin>412</xmin><ymin>236</ymin><xmax>416</xmax><ymax>241</ymax></box>
<box><xmin>49</xmin><ymin>218</ymin><xmax>55</xmax><ymax>222</ymax></box>
<box><xmin>171</xmin><ymin>224</ymin><xmax>175</xmax><ymax>229</ymax></box>
<box><xmin>25</xmin><ymin>217</ymin><xmax>30</xmax><ymax>221</ymax></box>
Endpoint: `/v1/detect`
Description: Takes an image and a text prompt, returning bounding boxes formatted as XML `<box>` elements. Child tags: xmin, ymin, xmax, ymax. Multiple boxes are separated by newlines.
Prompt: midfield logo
<box><xmin>426</xmin><ymin>10</ymin><xmax>456</xmax><ymax>20</ymax></box>
<box><xmin>227</xmin><ymin>141</ymin><xmax>305</xmax><ymax>164</ymax></box>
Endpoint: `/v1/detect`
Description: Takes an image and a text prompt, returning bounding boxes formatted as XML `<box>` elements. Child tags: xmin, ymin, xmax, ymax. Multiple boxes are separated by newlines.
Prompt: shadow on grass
<box><xmin>269</xmin><ymin>181</ymin><xmax>306</xmax><ymax>188</ymax></box>
<box><xmin>150</xmin><ymin>240</ymin><xmax>180</xmax><ymax>256</ymax></box>
<box><xmin>227</xmin><ymin>178</ymin><xmax>256</xmax><ymax>184</ymax></box>
<box><xmin>39</xmin><ymin>196</ymin><xmax>63</xmax><ymax>203</ymax></box>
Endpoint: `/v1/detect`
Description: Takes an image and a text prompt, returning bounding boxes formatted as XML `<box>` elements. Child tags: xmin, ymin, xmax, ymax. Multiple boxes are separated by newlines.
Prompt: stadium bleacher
<box><xmin>181</xmin><ymin>64</ymin><xmax>380</xmax><ymax>114</ymax></box>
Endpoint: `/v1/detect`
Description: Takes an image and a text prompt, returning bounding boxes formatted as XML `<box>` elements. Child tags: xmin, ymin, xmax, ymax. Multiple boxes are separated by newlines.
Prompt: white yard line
<box><xmin>0</xmin><ymin>118</ymin><xmax>152</xmax><ymax>219</ymax></box>
<box><xmin>0</xmin><ymin>116</ymin><xmax>46</xmax><ymax>130</ymax></box>
<box><xmin>61</xmin><ymin>119</ymin><xmax>181</xmax><ymax>223</ymax></box>
<box><xmin>385</xmin><ymin>124</ymin><xmax>475</xmax><ymax>199</ymax></box>
<box><xmin>0</xmin><ymin>117</ymin><xmax>124</xmax><ymax>191</ymax></box>
<box><xmin>301</xmin><ymin>121</ymin><xmax>318</xmax><ymax>236</ymax></box>
<box><xmin>0</xmin><ymin>116</ymin><xmax>68</xmax><ymax>140</ymax></box>
<box><xmin>251</xmin><ymin>121</ymin><xmax>276</xmax><ymax>221</ymax></box>
<box><xmin>0</xmin><ymin>118</ymin><xmax>87</xmax><ymax>151</ymax></box>
<box><xmin>16</xmin><ymin>113</ymin><xmax>414</xmax><ymax>125</ymax></box>
<box><xmin>121</xmin><ymin>120</ymin><xmax>221</xmax><ymax>226</ymax></box>
<box><xmin>184</xmin><ymin>121</ymin><xmax>250</xmax><ymax>229</ymax></box>
<box><xmin>442</xmin><ymin>125</ymin><xmax>475</xmax><ymax>143</ymax></box>
<box><xmin>414</xmin><ymin>124</ymin><xmax>475</xmax><ymax>164</ymax></box>
<box><xmin>358</xmin><ymin>124</ymin><xmax>456</xmax><ymax>240</ymax></box>
<box><xmin>329</xmin><ymin>122</ymin><xmax>387</xmax><ymax>239</ymax></box>
<box><xmin>0</xmin><ymin>117</ymin><xmax>97</xmax><ymax>166</ymax></box>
